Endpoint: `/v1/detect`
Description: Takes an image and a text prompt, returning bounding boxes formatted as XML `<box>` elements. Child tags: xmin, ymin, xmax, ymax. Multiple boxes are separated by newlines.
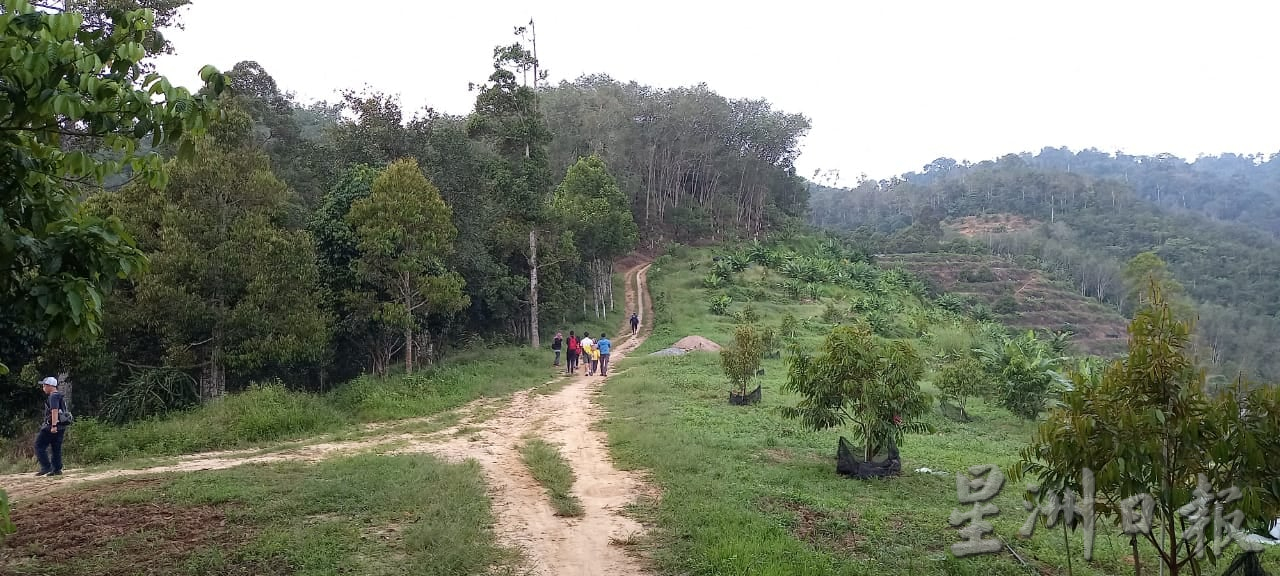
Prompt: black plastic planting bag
<box><xmin>836</xmin><ymin>436</ymin><xmax>901</xmax><ymax>479</ymax></box>
<box><xmin>1221</xmin><ymin>551</ymin><xmax>1270</xmax><ymax>576</ymax></box>
<box><xmin>729</xmin><ymin>385</ymin><xmax>762</xmax><ymax>405</ymax></box>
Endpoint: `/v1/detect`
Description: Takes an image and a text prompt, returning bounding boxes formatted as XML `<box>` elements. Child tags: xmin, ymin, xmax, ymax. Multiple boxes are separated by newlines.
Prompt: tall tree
<box><xmin>468</xmin><ymin>24</ymin><xmax>553</xmax><ymax>347</ymax></box>
<box><xmin>0</xmin><ymin>1</ymin><xmax>224</xmax><ymax>378</ymax></box>
<box><xmin>309</xmin><ymin>165</ymin><xmax>379</xmax><ymax>381</ymax></box>
<box><xmin>347</xmin><ymin>159</ymin><xmax>468</xmax><ymax>374</ymax></box>
<box><xmin>38</xmin><ymin>0</ymin><xmax>190</xmax><ymax>54</ymax></box>
<box><xmin>1123</xmin><ymin>251</ymin><xmax>1184</xmax><ymax>311</ymax></box>
<box><xmin>96</xmin><ymin>106</ymin><xmax>329</xmax><ymax>399</ymax></box>
<box><xmin>553</xmin><ymin>155</ymin><xmax>637</xmax><ymax>317</ymax></box>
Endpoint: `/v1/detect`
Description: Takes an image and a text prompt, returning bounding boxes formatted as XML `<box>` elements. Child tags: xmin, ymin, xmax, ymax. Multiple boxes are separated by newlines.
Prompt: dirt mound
<box><xmin>672</xmin><ymin>335</ymin><xmax>721</xmax><ymax>352</ymax></box>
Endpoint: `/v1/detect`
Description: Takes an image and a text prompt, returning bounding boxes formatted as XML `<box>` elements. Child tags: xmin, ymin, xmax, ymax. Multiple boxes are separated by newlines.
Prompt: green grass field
<box><xmin>601</xmin><ymin>246</ymin><xmax>1278</xmax><ymax>575</ymax></box>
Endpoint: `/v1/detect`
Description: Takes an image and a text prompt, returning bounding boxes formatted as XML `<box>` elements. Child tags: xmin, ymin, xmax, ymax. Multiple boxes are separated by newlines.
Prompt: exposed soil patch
<box><xmin>759</xmin><ymin>497</ymin><xmax>864</xmax><ymax>552</ymax></box>
<box><xmin>1</xmin><ymin>479</ymin><xmax>264</xmax><ymax>576</ymax></box>
<box><xmin>946</xmin><ymin>214</ymin><xmax>1039</xmax><ymax>237</ymax></box>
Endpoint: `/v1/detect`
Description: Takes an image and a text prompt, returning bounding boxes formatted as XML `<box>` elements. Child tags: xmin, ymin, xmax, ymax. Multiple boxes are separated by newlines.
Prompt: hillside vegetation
<box><xmin>0</xmin><ymin>4</ymin><xmax>810</xmax><ymax>438</ymax></box>
<box><xmin>878</xmin><ymin>252</ymin><xmax>1128</xmax><ymax>356</ymax></box>
<box><xmin>603</xmin><ymin>238</ymin><xmax>1280</xmax><ymax>575</ymax></box>
<box><xmin>810</xmin><ymin>151</ymin><xmax>1280</xmax><ymax>379</ymax></box>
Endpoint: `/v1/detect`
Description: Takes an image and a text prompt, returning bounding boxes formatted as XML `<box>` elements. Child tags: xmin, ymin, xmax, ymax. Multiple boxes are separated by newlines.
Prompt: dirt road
<box><xmin>1</xmin><ymin>261</ymin><xmax>657</xmax><ymax>576</ymax></box>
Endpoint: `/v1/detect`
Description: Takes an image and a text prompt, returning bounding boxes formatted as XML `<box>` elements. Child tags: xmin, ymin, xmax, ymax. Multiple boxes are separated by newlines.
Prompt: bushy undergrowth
<box><xmin>66</xmin><ymin>383</ymin><xmax>351</xmax><ymax>464</ymax></box>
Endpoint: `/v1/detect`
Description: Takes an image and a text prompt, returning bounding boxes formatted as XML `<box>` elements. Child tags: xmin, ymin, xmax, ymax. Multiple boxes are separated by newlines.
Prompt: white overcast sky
<box><xmin>153</xmin><ymin>0</ymin><xmax>1280</xmax><ymax>187</ymax></box>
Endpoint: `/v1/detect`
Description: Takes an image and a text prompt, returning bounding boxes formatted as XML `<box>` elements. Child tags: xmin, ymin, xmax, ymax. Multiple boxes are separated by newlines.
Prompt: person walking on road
<box><xmin>33</xmin><ymin>376</ymin><xmax>69</xmax><ymax>477</ymax></box>
<box><xmin>580</xmin><ymin>333</ymin><xmax>594</xmax><ymax>376</ymax></box>
<box><xmin>630</xmin><ymin>312</ymin><xmax>639</xmax><ymax>336</ymax></box>
<box><xmin>597</xmin><ymin>333</ymin><xmax>613</xmax><ymax>376</ymax></box>
<box><xmin>587</xmin><ymin>341</ymin><xmax>600</xmax><ymax>376</ymax></box>
<box><xmin>552</xmin><ymin>331</ymin><xmax>563</xmax><ymax>367</ymax></box>
<box><xmin>566</xmin><ymin>331</ymin><xmax>580</xmax><ymax>374</ymax></box>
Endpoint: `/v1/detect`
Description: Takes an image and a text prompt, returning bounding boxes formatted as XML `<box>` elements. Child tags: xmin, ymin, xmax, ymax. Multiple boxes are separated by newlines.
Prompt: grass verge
<box><xmin>519</xmin><ymin>437</ymin><xmax>584</xmax><ymax>517</ymax></box>
<box><xmin>26</xmin><ymin>347</ymin><xmax>560</xmax><ymax>468</ymax></box>
<box><xmin>0</xmin><ymin>454</ymin><xmax>516</xmax><ymax>576</ymax></box>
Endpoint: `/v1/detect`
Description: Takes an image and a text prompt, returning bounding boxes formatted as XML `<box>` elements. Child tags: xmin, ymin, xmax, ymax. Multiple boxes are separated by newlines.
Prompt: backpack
<box><xmin>48</xmin><ymin>393</ymin><xmax>73</xmax><ymax>427</ymax></box>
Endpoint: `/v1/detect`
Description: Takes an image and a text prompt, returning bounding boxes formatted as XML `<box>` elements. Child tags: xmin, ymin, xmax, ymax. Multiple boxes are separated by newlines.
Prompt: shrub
<box><xmin>934</xmin><ymin>356</ymin><xmax>987</xmax><ymax>417</ymax></box>
<box><xmin>867</xmin><ymin>312</ymin><xmax>912</xmax><ymax>339</ymax></box>
<box><xmin>782</xmin><ymin>324</ymin><xmax>932</xmax><ymax>464</ymax></box>
<box><xmin>977</xmin><ymin>332</ymin><xmax>1065</xmax><ymax>420</ymax></box>
<box><xmin>804</xmin><ymin>283</ymin><xmax>822</xmax><ymax>301</ymax></box>
<box><xmin>821</xmin><ymin>302</ymin><xmax>845</xmax><ymax>324</ymax></box>
<box><xmin>734</xmin><ymin>304</ymin><xmax>760</xmax><ymax>324</ymax></box>
<box><xmin>711</xmin><ymin>259</ymin><xmax>736</xmax><ymax>280</ymax></box>
<box><xmin>779</xmin><ymin>313</ymin><xmax>799</xmax><ymax>342</ymax></box>
<box><xmin>959</xmin><ymin>266</ymin><xmax>998</xmax><ymax>283</ymax></box>
<box><xmin>935</xmin><ymin>293</ymin><xmax>966</xmax><ymax>313</ymax></box>
<box><xmin>761</xmin><ymin>327</ymin><xmax>780</xmax><ymax>358</ymax></box>
<box><xmin>970</xmin><ymin>303</ymin><xmax>994</xmax><ymax>323</ymax></box>
<box><xmin>993</xmin><ymin>294</ymin><xmax>1018</xmax><ymax>314</ymax></box>
<box><xmin>708</xmin><ymin>294</ymin><xmax>733</xmax><ymax>316</ymax></box>
<box><xmin>780</xmin><ymin>279</ymin><xmax>804</xmax><ymax>300</ymax></box>
<box><xmin>930</xmin><ymin>324</ymin><xmax>976</xmax><ymax>359</ymax></box>
<box><xmin>0</xmin><ymin>489</ymin><xmax>13</xmax><ymax>544</ymax></box>
<box><xmin>721</xmin><ymin>323</ymin><xmax>765</xmax><ymax>397</ymax></box>
<box><xmin>100</xmin><ymin>367</ymin><xmax>199</xmax><ymax>425</ymax></box>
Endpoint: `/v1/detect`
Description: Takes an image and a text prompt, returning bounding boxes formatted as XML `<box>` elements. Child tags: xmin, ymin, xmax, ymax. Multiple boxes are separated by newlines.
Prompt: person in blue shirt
<box><xmin>34</xmin><ymin>376</ymin><xmax>68</xmax><ymax>477</ymax></box>
<box><xmin>596</xmin><ymin>333</ymin><xmax>613</xmax><ymax>376</ymax></box>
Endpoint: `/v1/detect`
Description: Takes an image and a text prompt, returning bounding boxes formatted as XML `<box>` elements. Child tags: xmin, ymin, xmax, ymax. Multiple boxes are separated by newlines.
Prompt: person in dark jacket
<box><xmin>34</xmin><ymin>376</ymin><xmax>68</xmax><ymax>477</ymax></box>
<box><xmin>630</xmin><ymin>312</ymin><xmax>640</xmax><ymax>336</ymax></box>
<box><xmin>552</xmin><ymin>331</ymin><xmax>563</xmax><ymax>366</ymax></box>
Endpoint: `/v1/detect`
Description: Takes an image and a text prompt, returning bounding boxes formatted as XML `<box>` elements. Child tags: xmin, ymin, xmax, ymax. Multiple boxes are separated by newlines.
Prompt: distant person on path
<box><xmin>630</xmin><ymin>312</ymin><xmax>639</xmax><ymax>336</ymax></box>
<box><xmin>552</xmin><ymin>331</ymin><xmax>563</xmax><ymax>367</ymax></box>
<box><xmin>566</xmin><ymin>331</ymin><xmax>580</xmax><ymax>374</ymax></box>
<box><xmin>597</xmin><ymin>333</ymin><xmax>613</xmax><ymax>376</ymax></box>
<box><xmin>33</xmin><ymin>376</ymin><xmax>68</xmax><ymax>477</ymax></box>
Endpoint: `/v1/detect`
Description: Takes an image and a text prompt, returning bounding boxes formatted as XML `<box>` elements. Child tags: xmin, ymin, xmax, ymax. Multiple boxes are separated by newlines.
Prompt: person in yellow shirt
<box><xmin>580</xmin><ymin>333</ymin><xmax>595</xmax><ymax>376</ymax></box>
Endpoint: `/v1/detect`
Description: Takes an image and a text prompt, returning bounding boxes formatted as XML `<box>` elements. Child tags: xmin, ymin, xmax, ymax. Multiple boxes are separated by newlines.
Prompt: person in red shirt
<box><xmin>565</xmin><ymin>331</ymin><xmax>580</xmax><ymax>374</ymax></box>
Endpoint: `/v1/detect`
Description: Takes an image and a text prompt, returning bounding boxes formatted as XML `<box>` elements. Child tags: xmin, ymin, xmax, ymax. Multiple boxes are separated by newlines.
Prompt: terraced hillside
<box><xmin>879</xmin><ymin>253</ymin><xmax>1128</xmax><ymax>355</ymax></box>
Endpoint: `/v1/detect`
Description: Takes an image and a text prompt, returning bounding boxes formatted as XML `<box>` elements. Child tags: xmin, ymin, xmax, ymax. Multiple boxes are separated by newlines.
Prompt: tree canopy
<box><xmin>0</xmin><ymin>0</ymin><xmax>223</xmax><ymax>401</ymax></box>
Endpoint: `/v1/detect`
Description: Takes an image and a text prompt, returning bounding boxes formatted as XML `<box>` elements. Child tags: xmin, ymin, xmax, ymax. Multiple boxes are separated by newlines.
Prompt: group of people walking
<box><xmin>550</xmin><ymin>312</ymin><xmax>640</xmax><ymax>378</ymax></box>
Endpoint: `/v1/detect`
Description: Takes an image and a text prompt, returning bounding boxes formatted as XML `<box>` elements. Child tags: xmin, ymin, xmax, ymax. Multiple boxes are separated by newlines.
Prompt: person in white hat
<box><xmin>34</xmin><ymin>376</ymin><xmax>68</xmax><ymax>476</ymax></box>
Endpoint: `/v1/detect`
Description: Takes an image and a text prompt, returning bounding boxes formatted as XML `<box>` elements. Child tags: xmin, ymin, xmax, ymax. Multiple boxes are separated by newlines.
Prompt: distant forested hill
<box><xmin>809</xmin><ymin>149</ymin><xmax>1280</xmax><ymax>381</ymax></box>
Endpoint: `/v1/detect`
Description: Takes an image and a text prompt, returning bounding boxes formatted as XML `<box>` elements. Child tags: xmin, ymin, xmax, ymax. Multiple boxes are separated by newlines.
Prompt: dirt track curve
<box><xmin>1</xmin><ymin>261</ymin><xmax>657</xmax><ymax>576</ymax></box>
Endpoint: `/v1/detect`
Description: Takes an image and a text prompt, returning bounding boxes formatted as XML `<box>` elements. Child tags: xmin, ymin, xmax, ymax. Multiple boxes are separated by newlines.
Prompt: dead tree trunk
<box><xmin>529</xmin><ymin>228</ymin><xmax>541</xmax><ymax>349</ymax></box>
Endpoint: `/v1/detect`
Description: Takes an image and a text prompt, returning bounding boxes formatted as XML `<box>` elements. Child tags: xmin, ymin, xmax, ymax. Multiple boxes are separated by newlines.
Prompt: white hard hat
<box><xmin>40</xmin><ymin>376</ymin><xmax>58</xmax><ymax>387</ymax></box>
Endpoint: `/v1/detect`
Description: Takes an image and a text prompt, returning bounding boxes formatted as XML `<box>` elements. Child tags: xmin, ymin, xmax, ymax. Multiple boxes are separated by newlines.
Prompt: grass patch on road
<box><xmin>1</xmin><ymin>454</ymin><xmax>515</xmax><ymax>576</ymax></box>
<box><xmin>519</xmin><ymin>438</ymin><xmax>584</xmax><ymax>517</ymax></box>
